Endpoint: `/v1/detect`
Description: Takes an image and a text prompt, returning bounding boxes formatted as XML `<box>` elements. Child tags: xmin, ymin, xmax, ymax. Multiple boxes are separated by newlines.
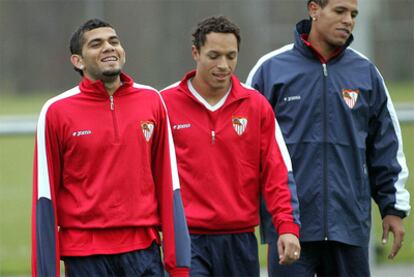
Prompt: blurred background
<box><xmin>1</xmin><ymin>0</ymin><xmax>413</xmax><ymax>92</ymax></box>
<box><xmin>0</xmin><ymin>0</ymin><xmax>413</xmax><ymax>275</ymax></box>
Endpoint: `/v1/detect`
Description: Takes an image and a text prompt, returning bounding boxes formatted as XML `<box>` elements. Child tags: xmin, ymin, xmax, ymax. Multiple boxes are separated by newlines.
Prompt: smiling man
<box><xmin>161</xmin><ymin>16</ymin><xmax>301</xmax><ymax>276</ymax></box>
<box><xmin>32</xmin><ymin>19</ymin><xmax>190</xmax><ymax>277</ymax></box>
<box><xmin>247</xmin><ymin>0</ymin><xmax>410</xmax><ymax>276</ymax></box>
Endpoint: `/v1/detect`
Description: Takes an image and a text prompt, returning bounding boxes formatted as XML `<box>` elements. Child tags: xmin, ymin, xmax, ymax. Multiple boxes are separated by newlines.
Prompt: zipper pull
<box><xmin>322</xmin><ymin>63</ymin><xmax>328</xmax><ymax>77</ymax></box>
<box><xmin>110</xmin><ymin>95</ymin><xmax>114</xmax><ymax>110</ymax></box>
<box><xmin>211</xmin><ymin>130</ymin><xmax>216</xmax><ymax>144</ymax></box>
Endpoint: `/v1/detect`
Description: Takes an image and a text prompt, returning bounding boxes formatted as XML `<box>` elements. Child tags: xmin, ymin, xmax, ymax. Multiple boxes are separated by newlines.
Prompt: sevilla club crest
<box><xmin>232</xmin><ymin>116</ymin><xmax>248</xmax><ymax>136</ymax></box>
<box><xmin>141</xmin><ymin>121</ymin><xmax>155</xmax><ymax>142</ymax></box>
<box><xmin>342</xmin><ymin>89</ymin><xmax>359</xmax><ymax>109</ymax></box>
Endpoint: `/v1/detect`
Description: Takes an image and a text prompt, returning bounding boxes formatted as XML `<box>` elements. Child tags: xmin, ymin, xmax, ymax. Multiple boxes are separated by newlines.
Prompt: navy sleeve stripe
<box><xmin>36</xmin><ymin>197</ymin><xmax>57</xmax><ymax>277</ymax></box>
<box><xmin>287</xmin><ymin>172</ymin><xmax>301</xmax><ymax>226</ymax></box>
<box><xmin>172</xmin><ymin>189</ymin><xmax>191</xmax><ymax>267</ymax></box>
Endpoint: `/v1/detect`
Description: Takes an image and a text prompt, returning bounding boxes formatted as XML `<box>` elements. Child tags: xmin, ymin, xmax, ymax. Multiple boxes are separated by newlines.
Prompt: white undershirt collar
<box><xmin>188</xmin><ymin>79</ymin><xmax>231</xmax><ymax>112</ymax></box>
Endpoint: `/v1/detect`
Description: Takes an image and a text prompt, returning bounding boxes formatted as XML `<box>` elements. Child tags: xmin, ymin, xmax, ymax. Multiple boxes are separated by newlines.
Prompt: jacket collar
<box><xmin>79</xmin><ymin>72</ymin><xmax>135</xmax><ymax>97</ymax></box>
<box><xmin>177</xmin><ymin>70</ymin><xmax>251</xmax><ymax>105</ymax></box>
<box><xmin>294</xmin><ymin>19</ymin><xmax>353</xmax><ymax>63</ymax></box>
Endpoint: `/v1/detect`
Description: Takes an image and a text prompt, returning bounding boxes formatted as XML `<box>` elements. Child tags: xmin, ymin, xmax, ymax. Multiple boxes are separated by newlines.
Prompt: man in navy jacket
<box><xmin>247</xmin><ymin>0</ymin><xmax>410</xmax><ymax>276</ymax></box>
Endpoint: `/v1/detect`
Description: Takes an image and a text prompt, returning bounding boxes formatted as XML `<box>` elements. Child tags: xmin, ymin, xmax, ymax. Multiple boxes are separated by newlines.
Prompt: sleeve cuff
<box><xmin>383</xmin><ymin>207</ymin><xmax>407</xmax><ymax>219</ymax></box>
<box><xmin>168</xmin><ymin>267</ymin><xmax>190</xmax><ymax>277</ymax></box>
<box><xmin>278</xmin><ymin>221</ymin><xmax>300</xmax><ymax>238</ymax></box>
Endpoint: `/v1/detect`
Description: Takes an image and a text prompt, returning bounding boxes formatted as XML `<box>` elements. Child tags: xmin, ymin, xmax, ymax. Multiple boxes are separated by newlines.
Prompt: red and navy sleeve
<box><xmin>32</xmin><ymin>103</ymin><xmax>61</xmax><ymax>277</ymax></box>
<box><xmin>260</xmin><ymin>98</ymin><xmax>300</xmax><ymax>238</ymax></box>
<box><xmin>152</xmin><ymin>93</ymin><xmax>191</xmax><ymax>277</ymax></box>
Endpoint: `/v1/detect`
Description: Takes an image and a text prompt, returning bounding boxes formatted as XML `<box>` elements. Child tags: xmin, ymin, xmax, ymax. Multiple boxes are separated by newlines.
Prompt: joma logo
<box><xmin>284</xmin><ymin>96</ymin><xmax>301</xmax><ymax>102</ymax></box>
<box><xmin>72</xmin><ymin>130</ymin><xmax>92</xmax><ymax>137</ymax></box>
<box><xmin>173</xmin><ymin>123</ymin><xmax>191</xmax><ymax>130</ymax></box>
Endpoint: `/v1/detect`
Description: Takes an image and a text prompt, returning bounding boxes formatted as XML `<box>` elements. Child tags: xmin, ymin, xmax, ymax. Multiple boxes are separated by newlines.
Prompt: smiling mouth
<box><xmin>101</xmin><ymin>56</ymin><xmax>118</xmax><ymax>62</ymax></box>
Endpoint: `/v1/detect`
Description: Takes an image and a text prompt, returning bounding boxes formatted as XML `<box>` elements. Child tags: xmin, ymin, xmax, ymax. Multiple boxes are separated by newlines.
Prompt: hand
<box><xmin>382</xmin><ymin>215</ymin><xmax>405</xmax><ymax>259</ymax></box>
<box><xmin>277</xmin><ymin>233</ymin><xmax>301</xmax><ymax>265</ymax></box>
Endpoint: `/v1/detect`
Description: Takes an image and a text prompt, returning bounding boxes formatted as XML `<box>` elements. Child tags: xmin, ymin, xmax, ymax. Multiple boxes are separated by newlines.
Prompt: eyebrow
<box><xmin>87</xmin><ymin>35</ymin><xmax>119</xmax><ymax>45</ymax></box>
<box><xmin>207</xmin><ymin>50</ymin><xmax>237</xmax><ymax>55</ymax></box>
<box><xmin>336</xmin><ymin>5</ymin><xmax>359</xmax><ymax>15</ymax></box>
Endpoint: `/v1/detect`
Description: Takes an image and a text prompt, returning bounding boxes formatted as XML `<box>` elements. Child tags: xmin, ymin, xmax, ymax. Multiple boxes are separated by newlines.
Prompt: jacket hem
<box><xmin>189</xmin><ymin>227</ymin><xmax>255</xmax><ymax>234</ymax></box>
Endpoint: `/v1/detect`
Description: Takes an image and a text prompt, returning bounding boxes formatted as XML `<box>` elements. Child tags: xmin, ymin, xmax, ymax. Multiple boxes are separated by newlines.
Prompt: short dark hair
<box><xmin>192</xmin><ymin>16</ymin><xmax>241</xmax><ymax>51</ymax></box>
<box><xmin>70</xmin><ymin>18</ymin><xmax>112</xmax><ymax>55</ymax></box>
<box><xmin>70</xmin><ymin>18</ymin><xmax>113</xmax><ymax>75</ymax></box>
<box><xmin>307</xmin><ymin>0</ymin><xmax>329</xmax><ymax>8</ymax></box>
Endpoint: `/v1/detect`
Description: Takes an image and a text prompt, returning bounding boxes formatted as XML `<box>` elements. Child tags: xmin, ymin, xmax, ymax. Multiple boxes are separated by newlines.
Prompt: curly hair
<box><xmin>192</xmin><ymin>16</ymin><xmax>241</xmax><ymax>51</ymax></box>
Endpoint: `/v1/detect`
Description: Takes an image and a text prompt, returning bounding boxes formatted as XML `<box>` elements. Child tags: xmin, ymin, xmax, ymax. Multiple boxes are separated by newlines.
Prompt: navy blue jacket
<box><xmin>246</xmin><ymin>20</ymin><xmax>410</xmax><ymax>247</ymax></box>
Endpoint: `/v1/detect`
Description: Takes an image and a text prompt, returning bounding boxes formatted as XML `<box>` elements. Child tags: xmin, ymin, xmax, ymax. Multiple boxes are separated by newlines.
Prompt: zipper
<box><xmin>110</xmin><ymin>95</ymin><xmax>115</xmax><ymax>110</ymax></box>
<box><xmin>205</xmin><ymin>107</ymin><xmax>218</xmax><ymax>145</ymax></box>
<box><xmin>109</xmin><ymin>95</ymin><xmax>120</xmax><ymax>143</ymax></box>
<box><xmin>322</xmin><ymin>63</ymin><xmax>328</xmax><ymax>240</ymax></box>
<box><xmin>322</xmin><ymin>63</ymin><xmax>328</xmax><ymax>77</ymax></box>
<box><xmin>211</xmin><ymin>130</ymin><xmax>216</xmax><ymax>144</ymax></box>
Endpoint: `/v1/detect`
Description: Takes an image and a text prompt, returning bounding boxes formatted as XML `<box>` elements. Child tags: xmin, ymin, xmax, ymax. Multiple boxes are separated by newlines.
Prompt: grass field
<box><xmin>1</xmin><ymin>83</ymin><xmax>413</xmax><ymax>275</ymax></box>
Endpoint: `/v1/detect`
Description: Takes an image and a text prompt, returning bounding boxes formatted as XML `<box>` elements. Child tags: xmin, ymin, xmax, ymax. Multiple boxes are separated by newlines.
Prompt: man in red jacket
<box><xmin>32</xmin><ymin>18</ymin><xmax>190</xmax><ymax>277</ymax></box>
<box><xmin>161</xmin><ymin>16</ymin><xmax>301</xmax><ymax>276</ymax></box>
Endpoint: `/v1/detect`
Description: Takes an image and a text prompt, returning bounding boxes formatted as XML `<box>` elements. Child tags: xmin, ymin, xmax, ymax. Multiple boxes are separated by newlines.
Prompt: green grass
<box><xmin>0</xmin><ymin>136</ymin><xmax>34</xmax><ymax>275</ymax></box>
<box><xmin>387</xmin><ymin>82</ymin><xmax>414</xmax><ymax>102</ymax></box>
<box><xmin>0</xmin><ymin>84</ymin><xmax>413</xmax><ymax>274</ymax></box>
<box><xmin>0</xmin><ymin>93</ymin><xmax>52</xmax><ymax>115</ymax></box>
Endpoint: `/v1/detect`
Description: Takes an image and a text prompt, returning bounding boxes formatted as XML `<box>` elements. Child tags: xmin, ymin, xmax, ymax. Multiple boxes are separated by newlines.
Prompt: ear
<box><xmin>70</xmin><ymin>54</ymin><xmax>84</xmax><ymax>71</ymax></box>
<box><xmin>308</xmin><ymin>1</ymin><xmax>320</xmax><ymax>20</ymax></box>
<box><xmin>191</xmin><ymin>45</ymin><xmax>199</xmax><ymax>62</ymax></box>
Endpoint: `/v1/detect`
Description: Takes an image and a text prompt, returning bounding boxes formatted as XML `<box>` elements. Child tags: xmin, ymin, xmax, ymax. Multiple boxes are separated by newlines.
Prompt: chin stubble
<box><xmin>102</xmin><ymin>69</ymin><xmax>121</xmax><ymax>77</ymax></box>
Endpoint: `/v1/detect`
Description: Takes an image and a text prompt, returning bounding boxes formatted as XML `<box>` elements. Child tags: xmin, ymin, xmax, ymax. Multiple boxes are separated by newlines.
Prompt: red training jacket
<box><xmin>161</xmin><ymin>71</ymin><xmax>300</xmax><ymax>236</ymax></box>
<box><xmin>32</xmin><ymin>73</ymin><xmax>190</xmax><ymax>277</ymax></box>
